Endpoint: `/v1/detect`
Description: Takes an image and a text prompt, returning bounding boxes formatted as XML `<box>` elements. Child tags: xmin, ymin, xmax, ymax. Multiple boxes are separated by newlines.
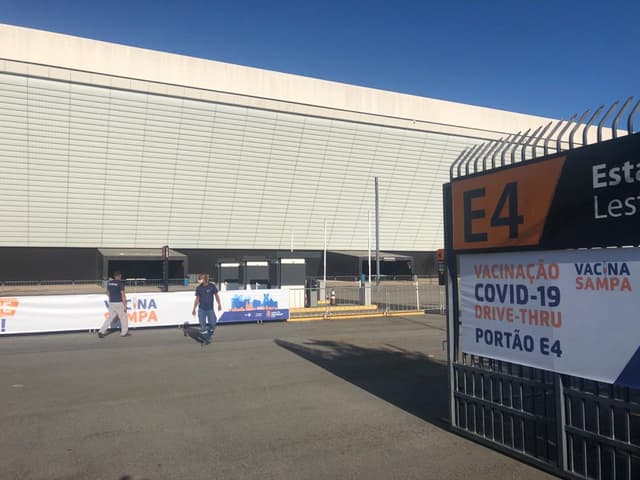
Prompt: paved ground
<box><xmin>0</xmin><ymin>315</ymin><xmax>554</xmax><ymax>480</ymax></box>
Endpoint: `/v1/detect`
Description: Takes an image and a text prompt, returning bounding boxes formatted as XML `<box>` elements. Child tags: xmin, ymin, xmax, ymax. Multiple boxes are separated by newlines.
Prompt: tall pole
<box><xmin>367</xmin><ymin>210</ymin><xmax>372</xmax><ymax>284</ymax></box>
<box><xmin>323</xmin><ymin>219</ymin><xmax>327</xmax><ymax>285</ymax></box>
<box><xmin>162</xmin><ymin>245</ymin><xmax>169</xmax><ymax>292</ymax></box>
<box><xmin>375</xmin><ymin>177</ymin><xmax>380</xmax><ymax>285</ymax></box>
<box><xmin>290</xmin><ymin>227</ymin><xmax>294</xmax><ymax>253</ymax></box>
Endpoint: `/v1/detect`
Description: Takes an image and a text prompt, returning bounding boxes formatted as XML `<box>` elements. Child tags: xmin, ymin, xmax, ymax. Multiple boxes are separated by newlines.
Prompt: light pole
<box><xmin>367</xmin><ymin>210</ymin><xmax>372</xmax><ymax>285</ymax></box>
<box><xmin>375</xmin><ymin>177</ymin><xmax>380</xmax><ymax>285</ymax></box>
<box><xmin>323</xmin><ymin>219</ymin><xmax>327</xmax><ymax>285</ymax></box>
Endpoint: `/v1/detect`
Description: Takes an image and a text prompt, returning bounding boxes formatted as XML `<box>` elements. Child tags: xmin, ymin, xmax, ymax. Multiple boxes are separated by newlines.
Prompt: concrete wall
<box><xmin>0</xmin><ymin>24</ymin><xmax>605</xmax><ymax>273</ymax></box>
<box><xmin>0</xmin><ymin>23</ymin><xmax>563</xmax><ymax>140</ymax></box>
<box><xmin>0</xmin><ymin>71</ymin><xmax>485</xmax><ymax>251</ymax></box>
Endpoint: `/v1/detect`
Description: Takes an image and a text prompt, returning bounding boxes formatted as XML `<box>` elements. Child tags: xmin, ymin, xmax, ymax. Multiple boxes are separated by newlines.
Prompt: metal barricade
<box><xmin>288</xmin><ymin>283</ymin><xmax>446</xmax><ymax>319</ymax></box>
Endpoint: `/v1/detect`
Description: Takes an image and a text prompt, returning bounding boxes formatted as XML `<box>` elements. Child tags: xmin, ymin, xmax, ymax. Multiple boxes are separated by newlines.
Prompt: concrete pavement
<box><xmin>0</xmin><ymin>315</ymin><xmax>554</xmax><ymax>480</ymax></box>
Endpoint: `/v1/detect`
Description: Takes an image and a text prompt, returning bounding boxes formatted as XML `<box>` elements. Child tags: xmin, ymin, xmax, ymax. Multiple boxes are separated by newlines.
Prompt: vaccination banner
<box><xmin>217</xmin><ymin>289</ymin><xmax>290</xmax><ymax>323</ymax></box>
<box><xmin>0</xmin><ymin>288</ymin><xmax>289</xmax><ymax>335</ymax></box>
<box><xmin>460</xmin><ymin>247</ymin><xmax>640</xmax><ymax>388</ymax></box>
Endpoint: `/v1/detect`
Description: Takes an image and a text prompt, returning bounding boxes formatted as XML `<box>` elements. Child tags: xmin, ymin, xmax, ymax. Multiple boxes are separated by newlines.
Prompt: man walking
<box><xmin>98</xmin><ymin>271</ymin><xmax>130</xmax><ymax>338</ymax></box>
<box><xmin>192</xmin><ymin>273</ymin><xmax>222</xmax><ymax>341</ymax></box>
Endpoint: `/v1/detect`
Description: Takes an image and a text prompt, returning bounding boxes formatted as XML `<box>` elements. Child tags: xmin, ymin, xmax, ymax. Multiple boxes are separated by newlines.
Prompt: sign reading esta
<box><xmin>592</xmin><ymin>161</ymin><xmax>640</xmax><ymax>219</ymax></box>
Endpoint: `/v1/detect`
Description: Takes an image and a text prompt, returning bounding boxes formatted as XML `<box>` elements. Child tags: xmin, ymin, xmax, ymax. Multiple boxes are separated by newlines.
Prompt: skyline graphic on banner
<box><xmin>231</xmin><ymin>293</ymin><xmax>279</xmax><ymax>311</ymax></box>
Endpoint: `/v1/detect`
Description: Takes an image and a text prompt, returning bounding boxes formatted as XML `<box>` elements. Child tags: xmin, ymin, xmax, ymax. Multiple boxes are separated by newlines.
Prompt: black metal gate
<box><xmin>443</xmin><ymin>98</ymin><xmax>640</xmax><ymax>480</ymax></box>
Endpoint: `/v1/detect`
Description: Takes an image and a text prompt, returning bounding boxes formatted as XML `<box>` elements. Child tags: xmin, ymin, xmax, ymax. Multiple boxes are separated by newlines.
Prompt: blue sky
<box><xmin>1</xmin><ymin>0</ymin><xmax>638</xmax><ymax>119</ymax></box>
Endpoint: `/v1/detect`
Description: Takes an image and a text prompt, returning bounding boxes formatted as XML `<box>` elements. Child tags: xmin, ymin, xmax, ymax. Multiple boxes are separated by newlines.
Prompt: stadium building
<box><xmin>0</xmin><ymin>24</ymin><xmax>558</xmax><ymax>282</ymax></box>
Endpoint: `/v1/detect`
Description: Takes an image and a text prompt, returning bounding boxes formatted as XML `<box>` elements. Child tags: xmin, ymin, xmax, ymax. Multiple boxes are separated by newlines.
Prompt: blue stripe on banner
<box><xmin>614</xmin><ymin>346</ymin><xmax>640</xmax><ymax>389</ymax></box>
<box><xmin>217</xmin><ymin>309</ymin><xmax>289</xmax><ymax>324</ymax></box>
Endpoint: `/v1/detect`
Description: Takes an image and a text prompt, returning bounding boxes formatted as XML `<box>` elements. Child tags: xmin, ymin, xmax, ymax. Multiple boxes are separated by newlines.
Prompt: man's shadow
<box><xmin>182</xmin><ymin>321</ymin><xmax>210</xmax><ymax>345</ymax></box>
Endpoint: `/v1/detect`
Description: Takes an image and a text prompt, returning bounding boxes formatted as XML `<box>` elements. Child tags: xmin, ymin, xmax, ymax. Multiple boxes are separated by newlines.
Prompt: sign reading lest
<box><xmin>452</xmin><ymin>133</ymin><xmax>640</xmax><ymax>251</ymax></box>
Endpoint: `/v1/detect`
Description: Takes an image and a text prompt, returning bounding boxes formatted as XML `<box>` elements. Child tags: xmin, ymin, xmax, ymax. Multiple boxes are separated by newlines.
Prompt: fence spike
<box><xmin>491</xmin><ymin>134</ymin><xmax>513</xmax><ymax>169</ymax></box>
<box><xmin>628</xmin><ymin>98</ymin><xmax>640</xmax><ymax>134</ymax></box>
<box><xmin>474</xmin><ymin>140</ymin><xmax>496</xmax><ymax>173</ymax></box>
<box><xmin>502</xmin><ymin>131</ymin><xmax>522</xmax><ymax>166</ymax></box>
<box><xmin>569</xmin><ymin>110</ymin><xmax>589</xmax><ymax>149</ymax></box>
<box><xmin>522</xmin><ymin>125</ymin><xmax>543</xmax><ymax>162</ymax></box>
<box><xmin>531</xmin><ymin>122</ymin><xmax>553</xmax><ymax>159</ymax></box>
<box><xmin>597</xmin><ymin>101</ymin><xmax>619</xmax><ymax>142</ymax></box>
<box><xmin>544</xmin><ymin>120</ymin><xmax>564</xmax><ymax>156</ymax></box>
<box><xmin>512</xmin><ymin>128</ymin><xmax>531</xmax><ymax>164</ymax></box>
<box><xmin>582</xmin><ymin>106</ymin><xmax>604</xmax><ymax>146</ymax></box>
<box><xmin>458</xmin><ymin>144</ymin><xmax>478</xmax><ymax>177</ymax></box>
<box><xmin>483</xmin><ymin>138</ymin><xmax>504</xmax><ymax>170</ymax></box>
<box><xmin>464</xmin><ymin>142</ymin><xmax>488</xmax><ymax>175</ymax></box>
<box><xmin>556</xmin><ymin>114</ymin><xmax>577</xmax><ymax>152</ymax></box>
<box><xmin>449</xmin><ymin>148</ymin><xmax>468</xmax><ymax>180</ymax></box>
<box><xmin>612</xmin><ymin>96</ymin><xmax>633</xmax><ymax>138</ymax></box>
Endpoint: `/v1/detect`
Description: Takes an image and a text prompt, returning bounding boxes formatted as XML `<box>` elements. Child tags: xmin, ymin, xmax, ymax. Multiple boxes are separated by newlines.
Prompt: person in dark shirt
<box><xmin>192</xmin><ymin>273</ymin><xmax>222</xmax><ymax>341</ymax></box>
<box><xmin>98</xmin><ymin>271</ymin><xmax>130</xmax><ymax>338</ymax></box>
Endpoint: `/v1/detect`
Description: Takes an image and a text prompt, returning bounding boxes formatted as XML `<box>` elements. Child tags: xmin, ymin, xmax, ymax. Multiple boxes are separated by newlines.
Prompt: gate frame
<box><xmin>443</xmin><ymin>98</ymin><xmax>640</xmax><ymax>480</ymax></box>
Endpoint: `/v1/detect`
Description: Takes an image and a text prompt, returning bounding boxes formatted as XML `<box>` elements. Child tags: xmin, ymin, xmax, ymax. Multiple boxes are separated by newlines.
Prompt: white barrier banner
<box><xmin>0</xmin><ymin>291</ymin><xmax>195</xmax><ymax>334</ymax></box>
<box><xmin>460</xmin><ymin>248</ymin><xmax>640</xmax><ymax>388</ymax></box>
<box><xmin>0</xmin><ymin>288</ymin><xmax>290</xmax><ymax>335</ymax></box>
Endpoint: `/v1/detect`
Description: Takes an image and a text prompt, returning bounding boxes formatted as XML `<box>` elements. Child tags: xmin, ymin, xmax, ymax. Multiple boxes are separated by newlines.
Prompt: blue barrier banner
<box><xmin>216</xmin><ymin>289</ymin><xmax>290</xmax><ymax>324</ymax></box>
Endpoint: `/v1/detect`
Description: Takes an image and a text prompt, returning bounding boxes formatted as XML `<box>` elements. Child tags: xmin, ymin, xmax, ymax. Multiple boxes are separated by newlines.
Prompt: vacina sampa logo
<box><xmin>574</xmin><ymin>262</ymin><xmax>632</xmax><ymax>291</ymax></box>
<box><xmin>103</xmin><ymin>297</ymin><xmax>159</xmax><ymax>323</ymax></box>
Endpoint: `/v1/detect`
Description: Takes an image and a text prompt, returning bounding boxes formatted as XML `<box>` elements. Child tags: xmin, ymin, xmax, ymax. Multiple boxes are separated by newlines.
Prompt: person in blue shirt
<box><xmin>192</xmin><ymin>273</ymin><xmax>222</xmax><ymax>341</ymax></box>
<box><xmin>98</xmin><ymin>271</ymin><xmax>130</xmax><ymax>338</ymax></box>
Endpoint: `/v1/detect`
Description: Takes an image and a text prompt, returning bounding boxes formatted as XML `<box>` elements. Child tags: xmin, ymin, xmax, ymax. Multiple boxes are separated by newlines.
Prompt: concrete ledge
<box><xmin>290</xmin><ymin>305</ymin><xmax>377</xmax><ymax>314</ymax></box>
<box><xmin>288</xmin><ymin>310</ymin><xmax>424</xmax><ymax>322</ymax></box>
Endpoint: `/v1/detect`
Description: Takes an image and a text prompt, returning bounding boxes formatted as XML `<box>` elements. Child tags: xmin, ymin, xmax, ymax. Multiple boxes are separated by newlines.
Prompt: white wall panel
<box><xmin>0</xmin><ymin>72</ymin><xmax>485</xmax><ymax>250</ymax></box>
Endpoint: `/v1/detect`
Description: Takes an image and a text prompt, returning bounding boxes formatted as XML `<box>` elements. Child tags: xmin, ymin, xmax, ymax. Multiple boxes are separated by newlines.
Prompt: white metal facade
<box><xmin>0</xmin><ymin>25</ymin><xmax>560</xmax><ymax>252</ymax></box>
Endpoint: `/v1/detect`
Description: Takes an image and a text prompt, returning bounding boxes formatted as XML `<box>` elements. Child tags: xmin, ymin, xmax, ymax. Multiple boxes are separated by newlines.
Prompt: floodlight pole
<box><xmin>323</xmin><ymin>219</ymin><xmax>327</xmax><ymax>285</ymax></box>
<box><xmin>162</xmin><ymin>245</ymin><xmax>169</xmax><ymax>292</ymax></box>
<box><xmin>367</xmin><ymin>210</ymin><xmax>372</xmax><ymax>285</ymax></box>
<box><xmin>375</xmin><ymin>177</ymin><xmax>380</xmax><ymax>285</ymax></box>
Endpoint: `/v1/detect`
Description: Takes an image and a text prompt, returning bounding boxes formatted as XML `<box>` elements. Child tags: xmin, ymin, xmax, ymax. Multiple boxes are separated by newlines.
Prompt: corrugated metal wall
<box><xmin>0</xmin><ymin>72</ymin><xmax>480</xmax><ymax>251</ymax></box>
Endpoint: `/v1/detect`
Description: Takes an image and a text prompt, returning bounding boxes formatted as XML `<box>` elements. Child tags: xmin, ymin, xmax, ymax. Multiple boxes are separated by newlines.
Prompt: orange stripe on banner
<box><xmin>0</xmin><ymin>298</ymin><xmax>20</xmax><ymax>317</ymax></box>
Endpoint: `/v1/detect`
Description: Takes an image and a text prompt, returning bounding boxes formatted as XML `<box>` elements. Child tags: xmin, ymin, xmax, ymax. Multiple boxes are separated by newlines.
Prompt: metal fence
<box><xmin>453</xmin><ymin>354</ymin><xmax>640</xmax><ymax>479</ymax></box>
<box><xmin>0</xmin><ymin>279</ymin><xmax>447</xmax><ymax>316</ymax></box>
<box><xmin>290</xmin><ymin>284</ymin><xmax>445</xmax><ymax>316</ymax></box>
<box><xmin>0</xmin><ymin>278</ymin><xmax>192</xmax><ymax>296</ymax></box>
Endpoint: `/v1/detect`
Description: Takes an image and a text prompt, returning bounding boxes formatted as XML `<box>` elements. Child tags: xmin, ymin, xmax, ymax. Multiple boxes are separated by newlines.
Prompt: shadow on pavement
<box><xmin>275</xmin><ymin>338</ymin><xmax>449</xmax><ymax>428</ymax></box>
<box><xmin>182</xmin><ymin>322</ymin><xmax>210</xmax><ymax>345</ymax></box>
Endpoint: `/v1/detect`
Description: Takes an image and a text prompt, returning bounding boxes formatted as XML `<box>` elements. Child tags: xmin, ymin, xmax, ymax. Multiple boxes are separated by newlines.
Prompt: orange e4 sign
<box><xmin>452</xmin><ymin>156</ymin><xmax>566</xmax><ymax>251</ymax></box>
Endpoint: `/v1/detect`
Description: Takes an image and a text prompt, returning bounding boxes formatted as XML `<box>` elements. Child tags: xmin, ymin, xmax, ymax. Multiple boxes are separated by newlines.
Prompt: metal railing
<box><xmin>288</xmin><ymin>284</ymin><xmax>446</xmax><ymax>317</ymax></box>
<box><xmin>1</xmin><ymin>279</ymin><xmax>446</xmax><ymax>317</ymax></box>
<box><xmin>313</xmin><ymin>275</ymin><xmax>439</xmax><ymax>283</ymax></box>
<box><xmin>453</xmin><ymin>354</ymin><xmax>640</xmax><ymax>479</ymax></box>
<box><xmin>0</xmin><ymin>278</ymin><xmax>192</xmax><ymax>296</ymax></box>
